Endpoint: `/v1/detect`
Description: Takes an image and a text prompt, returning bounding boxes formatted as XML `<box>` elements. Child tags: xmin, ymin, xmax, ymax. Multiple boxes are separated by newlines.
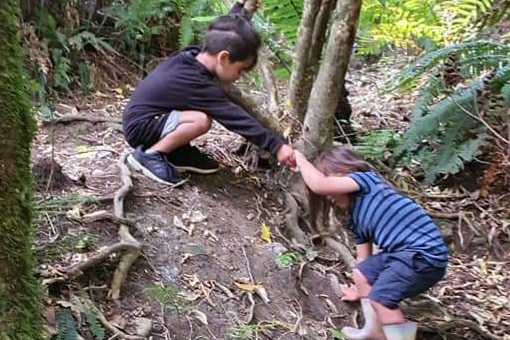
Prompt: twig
<box><xmin>246</xmin><ymin>292</ymin><xmax>256</xmax><ymax>324</ymax></box>
<box><xmin>453</xmin><ymin>100</ymin><xmax>510</xmax><ymax>145</ymax></box>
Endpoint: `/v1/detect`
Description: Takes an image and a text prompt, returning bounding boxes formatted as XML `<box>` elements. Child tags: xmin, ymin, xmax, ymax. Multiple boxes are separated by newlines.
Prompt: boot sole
<box><xmin>127</xmin><ymin>154</ymin><xmax>181</xmax><ymax>185</ymax></box>
<box><xmin>173</xmin><ymin>165</ymin><xmax>220</xmax><ymax>174</ymax></box>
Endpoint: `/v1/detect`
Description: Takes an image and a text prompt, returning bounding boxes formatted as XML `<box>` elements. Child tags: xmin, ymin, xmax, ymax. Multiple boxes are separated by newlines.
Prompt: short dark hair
<box><xmin>203</xmin><ymin>14</ymin><xmax>261</xmax><ymax>67</ymax></box>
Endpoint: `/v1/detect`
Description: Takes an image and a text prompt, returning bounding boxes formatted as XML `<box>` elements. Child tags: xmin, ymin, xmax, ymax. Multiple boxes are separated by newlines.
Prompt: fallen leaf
<box><xmin>234</xmin><ymin>282</ymin><xmax>262</xmax><ymax>291</ymax></box>
<box><xmin>261</xmin><ymin>221</ymin><xmax>272</xmax><ymax>243</ymax></box>
<box><xmin>192</xmin><ymin>310</ymin><xmax>209</xmax><ymax>325</ymax></box>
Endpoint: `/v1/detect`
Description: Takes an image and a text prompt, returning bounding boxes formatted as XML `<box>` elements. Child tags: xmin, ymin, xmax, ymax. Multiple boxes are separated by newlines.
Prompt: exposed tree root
<box><xmin>323</xmin><ymin>237</ymin><xmax>354</xmax><ymax>268</ymax></box>
<box><xmin>284</xmin><ymin>192</ymin><xmax>308</xmax><ymax>245</ymax></box>
<box><xmin>43</xmin><ymin>154</ymin><xmax>142</xmax><ymax>300</ymax></box>
<box><xmin>110</xmin><ymin>153</ymin><xmax>142</xmax><ymax>299</ymax></box>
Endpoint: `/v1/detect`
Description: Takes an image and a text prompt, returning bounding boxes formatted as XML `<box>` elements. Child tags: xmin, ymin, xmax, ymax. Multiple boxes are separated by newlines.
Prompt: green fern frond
<box><xmin>411</xmin><ymin>74</ymin><xmax>447</xmax><ymax>119</ymax></box>
<box><xmin>387</xmin><ymin>41</ymin><xmax>510</xmax><ymax>91</ymax></box>
<box><xmin>501</xmin><ymin>80</ymin><xmax>510</xmax><ymax>106</ymax></box>
<box><xmin>423</xmin><ymin>126</ymin><xmax>488</xmax><ymax>184</ymax></box>
<box><xmin>261</xmin><ymin>0</ymin><xmax>303</xmax><ymax>47</ymax></box>
<box><xmin>356</xmin><ymin>130</ymin><xmax>401</xmax><ymax>161</ymax></box>
<box><xmin>394</xmin><ymin>77</ymin><xmax>485</xmax><ymax>155</ymax></box>
<box><xmin>86</xmin><ymin>308</ymin><xmax>105</xmax><ymax>340</ymax></box>
<box><xmin>56</xmin><ymin>308</ymin><xmax>78</xmax><ymax>340</ymax></box>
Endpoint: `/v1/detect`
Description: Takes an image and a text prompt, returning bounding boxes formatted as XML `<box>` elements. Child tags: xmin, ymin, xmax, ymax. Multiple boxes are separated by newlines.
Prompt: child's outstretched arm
<box><xmin>294</xmin><ymin>151</ymin><xmax>360</xmax><ymax>196</ymax></box>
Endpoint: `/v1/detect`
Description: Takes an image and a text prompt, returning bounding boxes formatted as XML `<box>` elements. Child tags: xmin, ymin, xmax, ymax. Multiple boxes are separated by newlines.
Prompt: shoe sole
<box><xmin>173</xmin><ymin>165</ymin><xmax>220</xmax><ymax>175</ymax></box>
<box><xmin>127</xmin><ymin>154</ymin><xmax>181</xmax><ymax>185</ymax></box>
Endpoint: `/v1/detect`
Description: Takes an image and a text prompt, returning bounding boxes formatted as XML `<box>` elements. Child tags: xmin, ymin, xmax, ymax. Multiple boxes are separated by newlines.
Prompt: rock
<box><xmin>91</xmin><ymin>169</ymin><xmax>105</xmax><ymax>177</ymax></box>
<box><xmin>190</xmin><ymin>210</ymin><xmax>207</xmax><ymax>223</ymax></box>
<box><xmin>133</xmin><ymin>317</ymin><xmax>152</xmax><ymax>336</ymax></box>
<box><xmin>55</xmin><ymin>103</ymin><xmax>78</xmax><ymax>115</ymax></box>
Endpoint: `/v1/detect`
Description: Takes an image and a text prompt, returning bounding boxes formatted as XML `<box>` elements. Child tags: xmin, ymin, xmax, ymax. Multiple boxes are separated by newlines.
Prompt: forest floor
<box><xmin>32</xmin><ymin>56</ymin><xmax>509</xmax><ymax>340</ymax></box>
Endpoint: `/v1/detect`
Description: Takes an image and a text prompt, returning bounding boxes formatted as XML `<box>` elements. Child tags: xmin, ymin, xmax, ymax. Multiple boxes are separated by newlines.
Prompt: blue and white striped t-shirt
<box><xmin>348</xmin><ymin>171</ymin><xmax>448</xmax><ymax>268</ymax></box>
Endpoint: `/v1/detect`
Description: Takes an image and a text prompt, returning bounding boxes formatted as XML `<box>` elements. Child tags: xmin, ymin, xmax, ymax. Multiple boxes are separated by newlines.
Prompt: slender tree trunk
<box><xmin>0</xmin><ymin>0</ymin><xmax>42</xmax><ymax>338</ymax></box>
<box><xmin>288</xmin><ymin>0</ymin><xmax>322</xmax><ymax>123</ymax></box>
<box><xmin>299</xmin><ymin>0</ymin><xmax>362</xmax><ymax>158</ymax></box>
<box><xmin>293</xmin><ymin>0</ymin><xmax>337</xmax><ymax>125</ymax></box>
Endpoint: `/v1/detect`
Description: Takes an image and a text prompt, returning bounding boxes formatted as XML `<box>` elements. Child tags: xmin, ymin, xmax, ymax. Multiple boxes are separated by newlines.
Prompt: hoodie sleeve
<box><xmin>189</xmin><ymin>81</ymin><xmax>284</xmax><ymax>155</ymax></box>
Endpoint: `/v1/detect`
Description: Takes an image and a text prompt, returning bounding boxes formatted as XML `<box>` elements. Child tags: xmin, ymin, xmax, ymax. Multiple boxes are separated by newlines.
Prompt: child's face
<box><xmin>215</xmin><ymin>51</ymin><xmax>254</xmax><ymax>83</ymax></box>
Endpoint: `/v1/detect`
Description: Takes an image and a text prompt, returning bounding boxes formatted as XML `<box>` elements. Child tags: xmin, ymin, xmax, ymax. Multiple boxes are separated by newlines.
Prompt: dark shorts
<box><xmin>124</xmin><ymin>111</ymin><xmax>181</xmax><ymax>149</ymax></box>
<box><xmin>357</xmin><ymin>251</ymin><xmax>446</xmax><ymax>309</ymax></box>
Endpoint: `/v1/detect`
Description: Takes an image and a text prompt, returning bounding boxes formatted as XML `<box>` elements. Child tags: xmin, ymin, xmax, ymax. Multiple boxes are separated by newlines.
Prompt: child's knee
<box><xmin>353</xmin><ymin>268</ymin><xmax>370</xmax><ymax>287</ymax></box>
<box><xmin>194</xmin><ymin>111</ymin><xmax>212</xmax><ymax>132</ymax></box>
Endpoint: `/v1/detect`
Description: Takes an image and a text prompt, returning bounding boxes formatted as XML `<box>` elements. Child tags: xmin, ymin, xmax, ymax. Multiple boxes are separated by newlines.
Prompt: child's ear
<box><xmin>217</xmin><ymin>50</ymin><xmax>231</xmax><ymax>65</ymax></box>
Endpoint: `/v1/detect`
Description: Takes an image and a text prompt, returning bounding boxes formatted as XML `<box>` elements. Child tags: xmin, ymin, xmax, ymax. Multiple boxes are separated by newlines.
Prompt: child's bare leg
<box><xmin>342</xmin><ymin>269</ymin><xmax>386</xmax><ymax>340</ymax></box>
<box><xmin>149</xmin><ymin>111</ymin><xmax>211</xmax><ymax>153</ymax></box>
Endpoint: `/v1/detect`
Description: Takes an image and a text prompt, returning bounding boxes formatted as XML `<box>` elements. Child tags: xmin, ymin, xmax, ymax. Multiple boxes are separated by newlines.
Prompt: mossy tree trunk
<box><xmin>0</xmin><ymin>0</ymin><xmax>43</xmax><ymax>338</ymax></box>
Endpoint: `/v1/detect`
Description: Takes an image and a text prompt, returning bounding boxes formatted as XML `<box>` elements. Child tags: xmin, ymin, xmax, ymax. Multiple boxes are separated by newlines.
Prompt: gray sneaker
<box><xmin>127</xmin><ymin>146</ymin><xmax>182</xmax><ymax>184</ymax></box>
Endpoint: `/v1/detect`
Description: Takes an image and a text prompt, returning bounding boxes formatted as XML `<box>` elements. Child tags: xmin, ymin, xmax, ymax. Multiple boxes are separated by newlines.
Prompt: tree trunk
<box><xmin>0</xmin><ymin>0</ymin><xmax>42</xmax><ymax>338</ymax></box>
<box><xmin>288</xmin><ymin>0</ymin><xmax>322</xmax><ymax>123</ymax></box>
<box><xmin>292</xmin><ymin>0</ymin><xmax>337</xmax><ymax>125</ymax></box>
<box><xmin>299</xmin><ymin>0</ymin><xmax>362</xmax><ymax>158</ymax></box>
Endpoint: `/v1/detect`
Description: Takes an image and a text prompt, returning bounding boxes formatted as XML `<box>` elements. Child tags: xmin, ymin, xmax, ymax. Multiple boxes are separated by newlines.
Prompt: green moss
<box><xmin>0</xmin><ymin>1</ymin><xmax>43</xmax><ymax>338</ymax></box>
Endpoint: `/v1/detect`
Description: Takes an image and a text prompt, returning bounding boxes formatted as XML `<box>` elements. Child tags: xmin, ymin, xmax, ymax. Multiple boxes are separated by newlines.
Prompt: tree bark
<box><xmin>288</xmin><ymin>0</ymin><xmax>322</xmax><ymax>123</ymax></box>
<box><xmin>299</xmin><ymin>0</ymin><xmax>362</xmax><ymax>158</ymax></box>
<box><xmin>0</xmin><ymin>0</ymin><xmax>43</xmax><ymax>338</ymax></box>
<box><xmin>291</xmin><ymin>0</ymin><xmax>337</xmax><ymax>125</ymax></box>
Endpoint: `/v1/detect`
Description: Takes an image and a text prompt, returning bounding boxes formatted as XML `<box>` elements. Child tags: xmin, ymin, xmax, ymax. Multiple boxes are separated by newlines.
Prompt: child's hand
<box><xmin>277</xmin><ymin>144</ymin><xmax>296</xmax><ymax>168</ymax></box>
<box><xmin>340</xmin><ymin>284</ymin><xmax>360</xmax><ymax>302</ymax></box>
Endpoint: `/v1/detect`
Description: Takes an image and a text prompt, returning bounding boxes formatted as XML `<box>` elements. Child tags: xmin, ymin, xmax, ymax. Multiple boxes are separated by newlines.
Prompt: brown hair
<box><xmin>309</xmin><ymin>146</ymin><xmax>372</xmax><ymax>231</ymax></box>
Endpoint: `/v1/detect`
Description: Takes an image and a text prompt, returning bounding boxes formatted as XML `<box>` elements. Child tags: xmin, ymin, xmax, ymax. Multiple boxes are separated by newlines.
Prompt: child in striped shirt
<box><xmin>294</xmin><ymin>146</ymin><xmax>448</xmax><ymax>340</ymax></box>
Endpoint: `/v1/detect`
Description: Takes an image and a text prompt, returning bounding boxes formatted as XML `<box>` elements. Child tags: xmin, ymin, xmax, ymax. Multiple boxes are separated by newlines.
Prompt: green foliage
<box><xmin>36</xmin><ymin>9</ymin><xmax>114</xmax><ymax>93</ymax></box>
<box><xmin>145</xmin><ymin>284</ymin><xmax>190</xmax><ymax>312</ymax></box>
<box><xmin>275</xmin><ymin>252</ymin><xmax>302</xmax><ymax>268</ymax></box>
<box><xmin>357</xmin><ymin>0</ymin><xmax>500</xmax><ymax>56</ymax></box>
<box><xmin>228</xmin><ymin>321</ymin><xmax>279</xmax><ymax>340</ymax></box>
<box><xmin>389</xmin><ymin>41</ymin><xmax>510</xmax><ymax>183</ymax></box>
<box><xmin>357</xmin><ymin>0</ymin><xmax>444</xmax><ymax>56</ymax></box>
<box><xmin>174</xmin><ymin>0</ymin><xmax>226</xmax><ymax>48</ymax></box>
<box><xmin>330</xmin><ymin>328</ymin><xmax>346</xmax><ymax>339</ymax></box>
<box><xmin>356</xmin><ymin>130</ymin><xmax>401</xmax><ymax>162</ymax></box>
<box><xmin>105</xmin><ymin>0</ymin><xmax>177</xmax><ymax>61</ymax></box>
<box><xmin>262</xmin><ymin>0</ymin><xmax>303</xmax><ymax>47</ymax></box>
<box><xmin>56</xmin><ymin>308</ymin><xmax>78</xmax><ymax>340</ymax></box>
<box><xmin>85</xmin><ymin>308</ymin><xmax>105</xmax><ymax>340</ymax></box>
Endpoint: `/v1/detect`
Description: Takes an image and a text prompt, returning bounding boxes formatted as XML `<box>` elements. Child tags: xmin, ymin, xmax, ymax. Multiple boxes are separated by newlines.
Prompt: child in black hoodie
<box><xmin>123</xmin><ymin>1</ymin><xmax>294</xmax><ymax>184</ymax></box>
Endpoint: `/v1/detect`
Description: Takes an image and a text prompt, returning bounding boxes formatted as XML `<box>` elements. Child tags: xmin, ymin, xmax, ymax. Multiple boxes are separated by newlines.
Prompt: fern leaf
<box><xmin>395</xmin><ymin>78</ymin><xmax>485</xmax><ymax>156</ymax></box>
<box><xmin>387</xmin><ymin>41</ymin><xmax>510</xmax><ymax>91</ymax></box>
<box><xmin>56</xmin><ymin>308</ymin><xmax>78</xmax><ymax>340</ymax></box>
<box><xmin>86</xmin><ymin>308</ymin><xmax>105</xmax><ymax>340</ymax></box>
<box><xmin>501</xmin><ymin>79</ymin><xmax>510</xmax><ymax>106</ymax></box>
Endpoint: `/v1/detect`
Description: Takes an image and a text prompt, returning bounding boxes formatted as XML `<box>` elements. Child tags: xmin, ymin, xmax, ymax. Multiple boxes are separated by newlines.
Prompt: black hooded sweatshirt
<box><xmin>122</xmin><ymin>31</ymin><xmax>284</xmax><ymax>155</ymax></box>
